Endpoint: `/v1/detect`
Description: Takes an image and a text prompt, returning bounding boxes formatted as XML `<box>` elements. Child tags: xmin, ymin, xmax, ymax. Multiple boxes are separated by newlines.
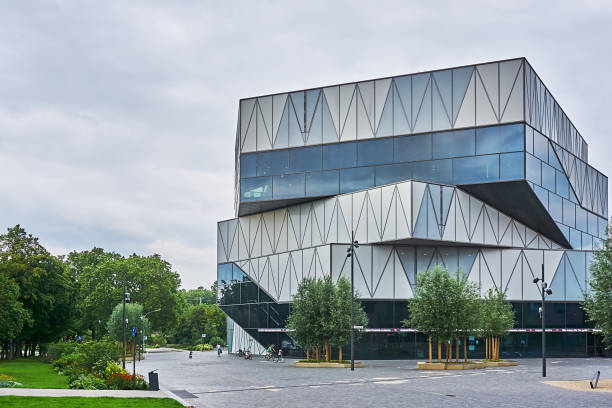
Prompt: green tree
<box><xmin>106</xmin><ymin>303</ymin><xmax>150</xmax><ymax>351</ymax></box>
<box><xmin>67</xmin><ymin>249</ymin><xmax>183</xmax><ymax>338</ymax></box>
<box><xmin>480</xmin><ymin>288</ymin><xmax>514</xmax><ymax>361</ymax></box>
<box><xmin>583</xmin><ymin>230</ymin><xmax>612</xmax><ymax>348</ymax></box>
<box><xmin>286</xmin><ymin>278</ymin><xmax>321</xmax><ymax>360</ymax></box>
<box><xmin>287</xmin><ymin>276</ymin><xmax>368</xmax><ymax>362</ymax></box>
<box><xmin>403</xmin><ymin>266</ymin><xmax>479</xmax><ymax>363</ymax></box>
<box><xmin>180</xmin><ymin>282</ymin><xmax>217</xmax><ymax>306</ymax></box>
<box><xmin>0</xmin><ymin>272</ymin><xmax>32</xmax><ymax>359</ymax></box>
<box><xmin>170</xmin><ymin>303</ymin><xmax>227</xmax><ymax>345</ymax></box>
<box><xmin>0</xmin><ymin>225</ymin><xmax>76</xmax><ymax>358</ymax></box>
<box><xmin>329</xmin><ymin>277</ymin><xmax>368</xmax><ymax>362</ymax></box>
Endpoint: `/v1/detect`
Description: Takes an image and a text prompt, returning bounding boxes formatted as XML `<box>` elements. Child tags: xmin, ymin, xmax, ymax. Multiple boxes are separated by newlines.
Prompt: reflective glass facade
<box><xmin>219</xmin><ymin>58</ymin><xmax>610</xmax><ymax>359</ymax></box>
<box><xmin>241</xmin><ymin>123</ymin><xmax>525</xmax><ymax>202</ymax></box>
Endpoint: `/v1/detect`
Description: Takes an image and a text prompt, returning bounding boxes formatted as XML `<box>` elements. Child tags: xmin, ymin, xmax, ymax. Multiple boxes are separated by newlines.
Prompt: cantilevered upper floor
<box><xmin>232</xmin><ymin>58</ymin><xmax>608</xmax><ymax>249</ymax></box>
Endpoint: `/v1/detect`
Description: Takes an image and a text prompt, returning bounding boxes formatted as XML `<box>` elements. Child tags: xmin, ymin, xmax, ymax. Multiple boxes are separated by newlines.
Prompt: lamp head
<box><xmin>533</xmin><ymin>277</ymin><xmax>540</xmax><ymax>284</ymax></box>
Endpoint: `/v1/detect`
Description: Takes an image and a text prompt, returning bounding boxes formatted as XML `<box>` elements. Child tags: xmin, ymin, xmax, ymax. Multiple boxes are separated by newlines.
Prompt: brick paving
<box><xmin>136</xmin><ymin>349</ymin><xmax>612</xmax><ymax>408</ymax></box>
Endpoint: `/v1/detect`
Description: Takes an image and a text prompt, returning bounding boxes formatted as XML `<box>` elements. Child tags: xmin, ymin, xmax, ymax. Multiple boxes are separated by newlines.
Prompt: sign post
<box><xmin>132</xmin><ymin>327</ymin><xmax>137</xmax><ymax>390</ymax></box>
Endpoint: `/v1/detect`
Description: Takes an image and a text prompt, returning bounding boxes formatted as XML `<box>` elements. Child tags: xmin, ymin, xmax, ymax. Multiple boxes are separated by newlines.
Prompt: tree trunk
<box><xmin>324</xmin><ymin>340</ymin><xmax>330</xmax><ymax>362</ymax></box>
<box><xmin>499</xmin><ymin>337</ymin><xmax>502</xmax><ymax>360</ymax></box>
<box><xmin>339</xmin><ymin>346</ymin><xmax>343</xmax><ymax>362</ymax></box>
<box><xmin>463</xmin><ymin>336</ymin><xmax>467</xmax><ymax>362</ymax></box>
<box><xmin>446</xmin><ymin>341</ymin><xmax>450</xmax><ymax>362</ymax></box>
<box><xmin>306</xmin><ymin>347</ymin><xmax>309</xmax><ymax>361</ymax></box>
<box><xmin>428</xmin><ymin>337</ymin><xmax>432</xmax><ymax>363</ymax></box>
<box><xmin>455</xmin><ymin>339</ymin><xmax>459</xmax><ymax>362</ymax></box>
<box><xmin>316</xmin><ymin>346</ymin><xmax>320</xmax><ymax>362</ymax></box>
<box><xmin>437</xmin><ymin>341</ymin><xmax>441</xmax><ymax>362</ymax></box>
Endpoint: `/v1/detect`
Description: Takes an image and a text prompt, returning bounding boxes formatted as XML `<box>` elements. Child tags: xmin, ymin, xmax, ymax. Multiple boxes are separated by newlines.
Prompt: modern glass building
<box><xmin>217</xmin><ymin>58</ymin><xmax>609</xmax><ymax>358</ymax></box>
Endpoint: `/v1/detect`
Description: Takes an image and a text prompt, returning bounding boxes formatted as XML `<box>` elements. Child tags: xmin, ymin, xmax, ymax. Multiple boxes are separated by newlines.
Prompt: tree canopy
<box><xmin>287</xmin><ymin>276</ymin><xmax>367</xmax><ymax>361</ymax></box>
<box><xmin>584</xmin><ymin>231</ymin><xmax>612</xmax><ymax>347</ymax></box>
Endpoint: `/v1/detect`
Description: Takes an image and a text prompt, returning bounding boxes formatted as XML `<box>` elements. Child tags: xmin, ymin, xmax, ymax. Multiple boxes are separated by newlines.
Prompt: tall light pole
<box><xmin>140</xmin><ymin>308</ymin><xmax>161</xmax><ymax>361</ymax></box>
<box><xmin>533</xmin><ymin>263</ymin><xmax>553</xmax><ymax>377</ymax></box>
<box><xmin>122</xmin><ymin>289</ymin><xmax>130</xmax><ymax>370</ymax></box>
<box><xmin>346</xmin><ymin>230</ymin><xmax>359</xmax><ymax>371</ymax></box>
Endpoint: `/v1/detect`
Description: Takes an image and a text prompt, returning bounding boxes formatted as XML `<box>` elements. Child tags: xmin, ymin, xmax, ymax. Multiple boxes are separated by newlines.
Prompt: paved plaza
<box><xmin>136</xmin><ymin>349</ymin><xmax>612</xmax><ymax>407</ymax></box>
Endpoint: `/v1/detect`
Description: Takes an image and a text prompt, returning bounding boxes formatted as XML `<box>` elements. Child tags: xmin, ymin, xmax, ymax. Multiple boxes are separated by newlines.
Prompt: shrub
<box><xmin>193</xmin><ymin>343</ymin><xmax>213</xmax><ymax>351</ymax></box>
<box><xmin>0</xmin><ymin>374</ymin><xmax>21</xmax><ymax>388</ymax></box>
<box><xmin>149</xmin><ymin>333</ymin><xmax>167</xmax><ymax>347</ymax></box>
<box><xmin>107</xmin><ymin>373</ymin><xmax>148</xmax><ymax>390</ymax></box>
<box><xmin>69</xmin><ymin>374</ymin><xmax>107</xmax><ymax>390</ymax></box>
<box><xmin>53</xmin><ymin>352</ymin><xmax>84</xmax><ymax>374</ymax></box>
<box><xmin>103</xmin><ymin>361</ymin><xmax>127</xmax><ymax>381</ymax></box>
<box><xmin>45</xmin><ymin>341</ymin><xmax>79</xmax><ymax>362</ymax></box>
<box><xmin>76</xmin><ymin>339</ymin><xmax>122</xmax><ymax>372</ymax></box>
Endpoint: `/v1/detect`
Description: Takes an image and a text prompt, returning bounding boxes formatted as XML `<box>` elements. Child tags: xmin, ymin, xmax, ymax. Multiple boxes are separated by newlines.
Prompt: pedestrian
<box><xmin>217</xmin><ymin>343</ymin><xmax>221</xmax><ymax>357</ymax></box>
<box><xmin>277</xmin><ymin>348</ymin><xmax>283</xmax><ymax>362</ymax></box>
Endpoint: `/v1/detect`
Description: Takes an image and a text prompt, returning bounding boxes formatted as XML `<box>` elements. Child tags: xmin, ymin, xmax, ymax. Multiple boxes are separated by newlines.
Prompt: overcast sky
<box><xmin>1</xmin><ymin>1</ymin><xmax>610</xmax><ymax>289</ymax></box>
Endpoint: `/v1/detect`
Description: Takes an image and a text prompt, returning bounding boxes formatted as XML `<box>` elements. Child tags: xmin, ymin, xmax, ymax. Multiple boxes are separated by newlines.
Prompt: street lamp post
<box><xmin>140</xmin><ymin>308</ymin><xmax>161</xmax><ymax>361</ymax></box>
<box><xmin>122</xmin><ymin>289</ymin><xmax>130</xmax><ymax>370</ymax></box>
<box><xmin>346</xmin><ymin>230</ymin><xmax>359</xmax><ymax>371</ymax></box>
<box><xmin>533</xmin><ymin>263</ymin><xmax>553</xmax><ymax>377</ymax></box>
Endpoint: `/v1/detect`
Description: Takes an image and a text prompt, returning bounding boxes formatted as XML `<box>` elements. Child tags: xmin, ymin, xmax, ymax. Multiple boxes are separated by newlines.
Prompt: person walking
<box><xmin>216</xmin><ymin>343</ymin><xmax>221</xmax><ymax>357</ymax></box>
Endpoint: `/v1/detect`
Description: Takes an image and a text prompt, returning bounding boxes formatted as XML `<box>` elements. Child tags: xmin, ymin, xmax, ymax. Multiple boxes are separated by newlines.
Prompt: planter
<box><xmin>294</xmin><ymin>361</ymin><xmax>363</xmax><ymax>368</ymax></box>
<box><xmin>482</xmin><ymin>360</ymin><xmax>518</xmax><ymax>367</ymax></box>
<box><xmin>417</xmin><ymin>361</ymin><xmax>485</xmax><ymax>370</ymax></box>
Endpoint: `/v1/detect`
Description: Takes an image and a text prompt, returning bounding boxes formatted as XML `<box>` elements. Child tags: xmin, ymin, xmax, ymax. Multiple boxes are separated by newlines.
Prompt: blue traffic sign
<box><xmin>132</xmin><ymin>327</ymin><xmax>136</xmax><ymax>337</ymax></box>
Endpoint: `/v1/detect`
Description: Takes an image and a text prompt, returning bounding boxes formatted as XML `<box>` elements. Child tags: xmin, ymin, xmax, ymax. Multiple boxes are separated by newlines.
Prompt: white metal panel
<box><xmin>396</xmin><ymin>181</ymin><xmax>412</xmax><ymax>238</ymax></box>
<box><xmin>381</xmin><ymin>185</ymin><xmax>397</xmax><ymax>241</ymax></box>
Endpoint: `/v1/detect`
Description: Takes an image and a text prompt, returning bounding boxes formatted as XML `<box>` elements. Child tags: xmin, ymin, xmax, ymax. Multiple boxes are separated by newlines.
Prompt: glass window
<box><xmin>588</xmin><ymin>212</ymin><xmax>597</xmax><ymax>235</ymax></box>
<box><xmin>453</xmin><ymin>154</ymin><xmax>499</xmax><ymax>184</ymax></box>
<box><xmin>525</xmin><ymin>126</ymin><xmax>534</xmax><ymax>154</ymax></box>
<box><xmin>257</xmin><ymin>150</ymin><xmax>289</xmax><ymax>176</ymax></box>
<box><xmin>217</xmin><ymin>263</ymin><xmax>233</xmax><ymax>286</ymax></box>
<box><xmin>241</xmin><ymin>177</ymin><xmax>272</xmax><ymax>201</ymax></box>
<box><xmin>306</xmin><ymin>170</ymin><xmax>339</xmax><ymax>197</ymax></box>
<box><xmin>323</xmin><ymin>142</ymin><xmax>356</xmax><ymax>169</ymax></box>
<box><xmin>563</xmin><ymin>199</ymin><xmax>575</xmax><ymax>227</ymax></box>
<box><xmin>555</xmin><ymin>171</ymin><xmax>569</xmax><ymax>199</ymax></box>
<box><xmin>581</xmin><ymin>232</ymin><xmax>592</xmax><ymax>250</ymax></box>
<box><xmin>358</xmin><ymin>138</ymin><xmax>393</xmax><ymax>166</ymax></box>
<box><xmin>526</xmin><ymin>154</ymin><xmax>541</xmax><ymax>185</ymax></box>
<box><xmin>541</xmin><ymin>163</ymin><xmax>556</xmax><ymax>191</ymax></box>
<box><xmin>557</xmin><ymin>222</ymin><xmax>570</xmax><ymax>242</ymax></box>
<box><xmin>500</xmin><ymin>152</ymin><xmax>524</xmax><ymax>180</ymax></box>
<box><xmin>413</xmin><ymin>159</ymin><xmax>452</xmax><ymax>184</ymax></box>
<box><xmin>548</xmin><ymin>145</ymin><xmax>563</xmax><ymax>171</ymax></box>
<box><xmin>533</xmin><ymin>184</ymin><xmax>548</xmax><ymax>208</ymax></box>
<box><xmin>533</xmin><ymin>131</ymin><xmax>548</xmax><ymax>162</ymax></box>
<box><xmin>575</xmin><ymin>207</ymin><xmax>587</xmax><ymax>232</ymax></box>
<box><xmin>394</xmin><ymin>133</ymin><xmax>432</xmax><ymax>162</ymax></box>
<box><xmin>289</xmin><ymin>146</ymin><xmax>321</xmax><ymax>172</ymax></box>
<box><xmin>240</xmin><ymin>153</ymin><xmax>257</xmax><ymax>178</ymax></box>
<box><xmin>376</xmin><ymin>163</ymin><xmax>412</xmax><ymax>186</ymax></box>
<box><xmin>598</xmin><ymin>216</ymin><xmax>608</xmax><ymax>239</ymax></box>
<box><xmin>548</xmin><ymin>193</ymin><xmax>562</xmax><ymax>222</ymax></box>
<box><xmin>476</xmin><ymin>124</ymin><xmax>524</xmax><ymax>155</ymax></box>
<box><xmin>273</xmin><ymin>173</ymin><xmax>305</xmax><ymax>199</ymax></box>
<box><xmin>569</xmin><ymin>228</ymin><xmax>581</xmax><ymax>249</ymax></box>
<box><xmin>340</xmin><ymin>167</ymin><xmax>374</xmax><ymax>194</ymax></box>
<box><xmin>433</xmin><ymin>129</ymin><xmax>475</xmax><ymax>159</ymax></box>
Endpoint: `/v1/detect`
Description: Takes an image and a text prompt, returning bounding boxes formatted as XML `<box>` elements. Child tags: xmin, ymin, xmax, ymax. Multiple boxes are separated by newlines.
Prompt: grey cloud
<box><xmin>1</xmin><ymin>0</ymin><xmax>610</xmax><ymax>289</ymax></box>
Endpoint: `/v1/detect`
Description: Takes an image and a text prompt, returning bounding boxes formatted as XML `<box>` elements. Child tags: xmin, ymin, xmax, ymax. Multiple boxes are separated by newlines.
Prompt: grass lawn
<box><xmin>0</xmin><ymin>358</ymin><xmax>69</xmax><ymax>388</ymax></box>
<box><xmin>0</xmin><ymin>396</ymin><xmax>183</xmax><ymax>407</ymax></box>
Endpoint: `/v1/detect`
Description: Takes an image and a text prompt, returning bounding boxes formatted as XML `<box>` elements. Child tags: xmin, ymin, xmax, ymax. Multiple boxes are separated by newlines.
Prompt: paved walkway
<box><xmin>0</xmin><ymin>388</ymin><xmax>170</xmax><ymax>398</ymax></box>
<box><xmin>134</xmin><ymin>349</ymin><xmax>612</xmax><ymax>408</ymax></box>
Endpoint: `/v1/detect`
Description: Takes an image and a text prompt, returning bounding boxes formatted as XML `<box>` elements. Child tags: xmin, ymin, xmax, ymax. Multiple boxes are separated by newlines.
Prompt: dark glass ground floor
<box><xmin>221</xmin><ymin>300</ymin><xmax>611</xmax><ymax>359</ymax></box>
